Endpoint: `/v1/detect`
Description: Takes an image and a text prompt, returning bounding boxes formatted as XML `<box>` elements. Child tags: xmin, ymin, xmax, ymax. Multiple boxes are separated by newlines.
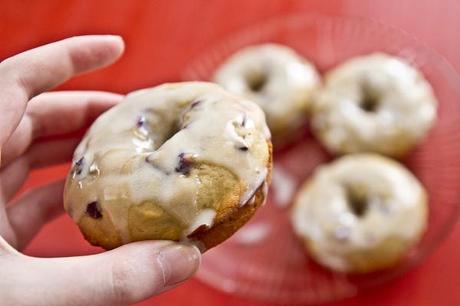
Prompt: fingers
<box><xmin>1</xmin><ymin>242</ymin><xmax>200</xmax><ymax>305</ymax></box>
<box><xmin>1</xmin><ymin>137</ymin><xmax>80</xmax><ymax>203</ymax></box>
<box><xmin>0</xmin><ymin>35</ymin><xmax>124</xmax><ymax>146</ymax></box>
<box><xmin>7</xmin><ymin>180</ymin><xmax>65</xmax><ymax>249</ymax></box>
<box><xmin>26</xmin><ymin>137</ymin><xmax>80</xmax><ymax>169</ymax></box>
<box><xmin>1</xmin><ymin>90</ymin><xmax>117</xmax><ymax>199</ymax></box>
<box><xmin>0</xmin><ymin>235</ymin><xmax>19</xmax><ymax>255</ymax></box>
<box><xmin>0</xmin><ymin>206</ymin><xmax>16</xmax><ymax>248</ymax></box>
<box><xmin>0</xmin><ymin>156</ymin><xmax>28</xmax><ymax>203</ymax></box>
<box><xmin>1</xmin><ymin>91</ymin><xmax>122</xmax><ymax>167</ymax></box>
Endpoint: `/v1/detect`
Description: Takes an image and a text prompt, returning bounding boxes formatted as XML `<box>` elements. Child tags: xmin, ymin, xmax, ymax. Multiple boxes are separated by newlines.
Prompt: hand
<box><xmin>0</xmin><ymin>36</ymin><xmax>200</xmax><ymax>306</ymax></box>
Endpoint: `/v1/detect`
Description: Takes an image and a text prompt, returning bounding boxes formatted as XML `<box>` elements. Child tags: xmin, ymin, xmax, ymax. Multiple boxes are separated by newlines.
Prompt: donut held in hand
<box><xmin>64</xmin><ymin>82</ymin><xmax>272</xmax><ymax>250</ymax></box>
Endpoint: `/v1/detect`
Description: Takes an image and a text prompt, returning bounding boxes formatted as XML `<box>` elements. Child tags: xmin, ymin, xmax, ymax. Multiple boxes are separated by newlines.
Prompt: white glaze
<box><xmin>184</xmin><ymin>208</ymin><xmax>217</xmax><ymax>237</ymax></box>
<box><xmin>64</xmin><ymin>82</ymin><xmax>271</xmax><ymax>243</ymax></box>
<box><xmin>312</xmin><ymin>53</ymin><xmax>437</xmax><ymax>156</ymax></box>
<box><xmin>214</xmin><ymin>44</ymin><xmax>320</xmax><ymax>135</ymax></box>
<box><xmin>291</xmin><ymin>154</ymin><xmax>427</xmax><ymax>272</ymax></box>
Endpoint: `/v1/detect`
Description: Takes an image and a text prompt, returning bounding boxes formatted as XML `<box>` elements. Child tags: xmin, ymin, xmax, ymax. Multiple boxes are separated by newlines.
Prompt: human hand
<box><xmin>0</xmin><ymin>35</ymin><xmax>200</xmax><ymax>306</ymax></box>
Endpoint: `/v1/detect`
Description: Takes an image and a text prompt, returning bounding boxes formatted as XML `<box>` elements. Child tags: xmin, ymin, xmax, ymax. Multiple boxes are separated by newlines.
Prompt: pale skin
<box><xmin>0</xmin><ymin>35</ymin><xmax>201</xmax><ymax>305</ymax></box>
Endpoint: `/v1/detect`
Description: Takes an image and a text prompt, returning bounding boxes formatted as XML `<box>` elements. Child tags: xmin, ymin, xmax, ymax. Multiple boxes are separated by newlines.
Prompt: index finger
<box><xmin>0</xmin><ymin>35</ymin><xmax>124</xmax><ymax>146</ymax></box>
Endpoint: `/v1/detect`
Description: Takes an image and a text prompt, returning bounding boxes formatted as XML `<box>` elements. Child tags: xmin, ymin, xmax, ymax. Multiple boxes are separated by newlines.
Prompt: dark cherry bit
<box><xmin>238</xmin><ymin>145</ymin><xmax>249</xmax><ymax>151</ymax></box>
<box><xmin>175</xmin><ymin>153</ymin><xmax>193</xmax><ymax>175</ymax></box>
<box><xmin>241</xmin><ymin>114</ymin><xmax>247</xmax><ymax>127</ymax></box>
<box><xmin>86</xmin><ymin>201</ymin><xmax>102</xmax><ymax>219</ymax></box>
<box><xmin>74</xmin><ymin>157</ymin><xmax>84</xmax><ymax>175</ymax></box>
<box><xmin>136</xmin><ymin>115</ymin><xmax>147</xmax><ymax>128</ymax></box>
<box><xmin>190</xmin><ymin>100</ymin><xmax>202</xmax><ymax>109</ymax></box>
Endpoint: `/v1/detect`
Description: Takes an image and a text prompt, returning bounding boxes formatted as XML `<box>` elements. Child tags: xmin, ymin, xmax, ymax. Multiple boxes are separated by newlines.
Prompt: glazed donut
<box><xmin>64</xmin><ymin>82</ymin><xmax>272</xmax><ymax>250</ymax></box>
<box><xmin>311</xmin><ymin>53</ymin><xmax>437</xmax><ymax>157</ymax></box>
<box><xmin>291</xmin><ymin>154</ymin><xmax>427</xmax><ymax>273</ymax></box>
<box><xmin>213</xmin><ymin>43</ymin><xmax>320</xmax><ymax>144</ymax></box>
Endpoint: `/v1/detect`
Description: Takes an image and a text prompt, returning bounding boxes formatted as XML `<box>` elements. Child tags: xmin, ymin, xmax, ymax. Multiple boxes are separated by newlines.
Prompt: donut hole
<box><xmin>166</xmin><ymin>120</ymin><xmax>182</xmax><ymax>140</ymax></box>
<box><xmin>151</xmin><ymin>121</ymin><xmax>181</xmax><ymax>151</ymax></box>
<box><xmin>138</xmin><ymin>108</ymin><xmax>184</xmax><ymax>150</ymax></box>
<box><xmin>360</xmin><ymin>93</ymin><xmax>379</xmax><ymax>112</ymax></box>
<box><xmin>346</xmin><ymin>189</ymin><xmax>369</xmax><ymax>217</ymax></box>
<box><xmin>246</xmin><ymin>71</ymin><xmax>268</xmax><ymax>93</ymax></box>
<box><xmin>360</xmin><ymin>84</ymin><xmax>380</xmax><ymax>112</ymax></box>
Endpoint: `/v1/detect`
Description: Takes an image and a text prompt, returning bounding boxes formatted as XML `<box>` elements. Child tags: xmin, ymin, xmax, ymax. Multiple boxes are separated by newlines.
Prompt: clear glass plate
<box><xmin>182</xmin><ymin>13</ymin><xmax>460</xmax><ymax>304</ymax></box>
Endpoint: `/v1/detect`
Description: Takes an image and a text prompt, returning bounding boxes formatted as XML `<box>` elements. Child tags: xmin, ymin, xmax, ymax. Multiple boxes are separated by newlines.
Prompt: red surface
<box><xmin>2</xmin><ymin>1</ymin><xmax>460</xmax><ymax>305</ymax></box>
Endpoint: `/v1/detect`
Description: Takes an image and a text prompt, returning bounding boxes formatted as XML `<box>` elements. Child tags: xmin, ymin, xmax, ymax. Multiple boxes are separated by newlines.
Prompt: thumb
<box><xmin>5</xmin><ymin>241</ymin><xmax>201</xmax><ymax>306</ymax></box>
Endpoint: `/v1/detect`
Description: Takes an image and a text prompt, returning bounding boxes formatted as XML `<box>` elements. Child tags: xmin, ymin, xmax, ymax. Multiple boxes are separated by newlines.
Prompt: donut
<box><xmin>291</xmin><ymin>154</ymin><xmax>427</xmax><ymax>273</ymax></box>
<box><xmin>213</xmin><ymin>43</ymin><xmax>320</xmax><ymax>144</ymax></box>
<box><xmin>311</xmin><ymin>53</ymin><xmax>437</xmax><ymax>157</ymax></box>
<box><xmin>64</xmin><ymin>82</ymin><xmax>272</xmax><ymax>250</ymax></box>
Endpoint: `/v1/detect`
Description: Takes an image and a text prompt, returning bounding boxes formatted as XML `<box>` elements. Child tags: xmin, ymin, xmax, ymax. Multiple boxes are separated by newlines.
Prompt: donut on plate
<box><xmin>291</xmin><ymin>154</ymin><xmax>428</xmax><ymax>273</ymax></box>
<box><xmin>213</xmin><ymin>43</ymin><xmax>320</xmax><ymax>145</ymax></box>
<box><xmin>64</xmin><ymin>82</ymin><xmax>272</xmax><ymax>250</ymax></box>
<box><xmin>311</xmin><ymin>53</ymin><xmax>437</xmax><ymax>157</ymax></box>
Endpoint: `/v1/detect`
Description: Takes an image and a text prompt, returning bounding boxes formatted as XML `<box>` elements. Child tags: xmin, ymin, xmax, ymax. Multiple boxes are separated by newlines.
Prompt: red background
<box><xmin>2</xmin><ymin>1</ymin><xmax>460</xmax><ymax>305</ymax></box>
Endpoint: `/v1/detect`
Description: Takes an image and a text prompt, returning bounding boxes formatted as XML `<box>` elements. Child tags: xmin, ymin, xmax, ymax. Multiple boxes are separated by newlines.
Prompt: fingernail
<box><xmin>158</xmin><ymin>244</ymin><xmax>201</xmax><ymax>286</ymax></box>
<box><xmin>103</xmin><ymin>35</ymin><xmax>124</xmax><ymax>43</ymax></box>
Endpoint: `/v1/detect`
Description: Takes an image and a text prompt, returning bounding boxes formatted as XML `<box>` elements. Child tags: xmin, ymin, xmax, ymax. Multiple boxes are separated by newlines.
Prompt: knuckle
<box><xmin>110</xmin><ymin>261</ymin><xmax>135</xmax><ymax>305</ymax></box>
<box><xmin>108</xmin><ymin>248</ymin><xmax>168</xmax><ymax>304</ymax></box>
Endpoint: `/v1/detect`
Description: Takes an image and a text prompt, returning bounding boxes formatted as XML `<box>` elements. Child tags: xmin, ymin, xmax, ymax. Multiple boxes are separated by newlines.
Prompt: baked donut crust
<box><xmin>189</xmin><ymin>151</ymin><xmax>272</xmax><ymax>250</ymax></box>
<box><xmin>64</xmin><ymin>82</ymin><xmax>272</xmax><ymax>250</ymax></box>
